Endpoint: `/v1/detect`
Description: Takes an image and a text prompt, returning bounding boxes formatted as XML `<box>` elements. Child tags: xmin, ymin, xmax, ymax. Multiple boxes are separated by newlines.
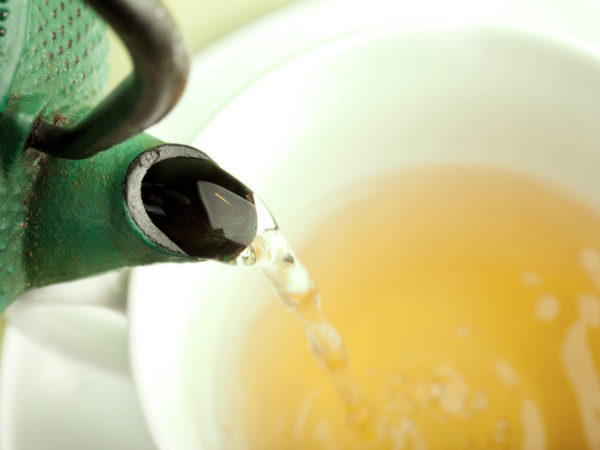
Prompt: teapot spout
<box><xmin>125</xmin><ymin>144</ymin><xmax>257</xmax><ymax>262</ymax></box>
<box><xmin>18</xmin><ymin>134</ymin><xmax>257</xmax><ymax>308</ymax></box>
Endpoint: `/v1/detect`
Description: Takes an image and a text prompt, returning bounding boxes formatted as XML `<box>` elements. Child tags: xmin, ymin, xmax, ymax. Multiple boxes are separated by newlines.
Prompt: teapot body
<box><xmin>0</xmin><ymin>0</ymin><xmax>180</xmax><ymax>310</ymax></box>
<box><xmin>0</xmin><ymin>0</ymin><xmax>258</xmax><ymax>312</ymax></box>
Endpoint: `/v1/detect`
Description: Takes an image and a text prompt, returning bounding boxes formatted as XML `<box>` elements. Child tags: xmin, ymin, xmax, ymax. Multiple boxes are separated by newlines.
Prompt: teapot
<box><xmin>0</xmin><ymin>0</ymin><xmax>258</xmax><ymax>312</ymax></box>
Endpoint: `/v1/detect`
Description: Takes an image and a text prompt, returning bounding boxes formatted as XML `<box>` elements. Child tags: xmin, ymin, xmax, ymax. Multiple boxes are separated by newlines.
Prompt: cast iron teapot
<box><xmin>0</xmin><ymin>0</ymin><xmax>258</xmax><ymax>311</ymax></box>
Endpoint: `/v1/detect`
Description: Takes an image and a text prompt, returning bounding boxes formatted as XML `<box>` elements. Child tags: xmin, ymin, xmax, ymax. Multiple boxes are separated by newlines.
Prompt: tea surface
<box><xmin>235</xmin><ymin>165</ymin><xmax>600</xmax><ymax>449</ymax></box>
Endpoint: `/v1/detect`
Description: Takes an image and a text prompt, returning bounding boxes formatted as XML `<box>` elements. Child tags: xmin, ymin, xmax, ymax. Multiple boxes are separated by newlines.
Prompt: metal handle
<box><xmin>28</xmin><ymin>0</ymin><xmax>190</xmax><ymax>160</ymax></box>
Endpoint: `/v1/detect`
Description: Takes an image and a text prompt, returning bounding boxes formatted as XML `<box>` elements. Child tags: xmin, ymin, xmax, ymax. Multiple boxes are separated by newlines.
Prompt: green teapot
<box><xmin>0</xmin><ymin>0</ymin><xmax>258</xmax><ymax>312</ymax></box>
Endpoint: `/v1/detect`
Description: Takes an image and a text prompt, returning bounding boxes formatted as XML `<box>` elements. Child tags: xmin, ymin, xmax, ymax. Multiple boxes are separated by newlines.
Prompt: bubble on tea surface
<box><xmin>580</xmin><ymin>247</ymin><xmax>600</xmax><ymax>289</ymax></box>
<box><xmin>522</xmin><ymin>270</ymin><xmax>542</xmax><ymax>287</ymax></box>
<box><xmin>560</xmin><ymin>294</ymin><xmax>600</xmax><ymax>449</ymax></box>
<box><xmin>534</xmin><ymin>293</ymin><xmax>560</xmax><ymax>322</ymax></box>
<box><xmin>493</xmin><ymin>360</ymin><xmax>519</xmax><ymax>387</ymax></box>
<box><xmin>520</xmin><ymin>398</ymin><xmax>546</xmax><ymax>450</ymax></box>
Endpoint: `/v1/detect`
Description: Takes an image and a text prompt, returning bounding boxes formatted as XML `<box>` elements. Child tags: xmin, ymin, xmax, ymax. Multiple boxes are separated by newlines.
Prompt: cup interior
<box><xmin>129</xmin><ymin>24</ymin><xmax>600</xmax><ymax>449</ymax></box>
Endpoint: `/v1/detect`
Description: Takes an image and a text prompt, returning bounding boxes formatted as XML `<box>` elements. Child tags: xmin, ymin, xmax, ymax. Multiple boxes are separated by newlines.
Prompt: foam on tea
<box><xmin>230</xmin><ymin>165</ymin><xmax>600</xmax><ymax>449</ymax></box>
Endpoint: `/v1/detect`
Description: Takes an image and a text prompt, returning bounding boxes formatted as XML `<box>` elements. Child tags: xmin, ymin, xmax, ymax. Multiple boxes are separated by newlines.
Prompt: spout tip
<box><xmin>125</xmin><ymin>145</ymin><xmax>257</xmax><ymax>261</ymax></box>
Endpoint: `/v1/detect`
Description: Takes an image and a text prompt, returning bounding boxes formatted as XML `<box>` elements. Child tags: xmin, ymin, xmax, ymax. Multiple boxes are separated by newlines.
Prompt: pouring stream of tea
<box><xmin>231</xmin><ymin>198</ymin><xmax>376</xmax><ymax>438</ymax></box>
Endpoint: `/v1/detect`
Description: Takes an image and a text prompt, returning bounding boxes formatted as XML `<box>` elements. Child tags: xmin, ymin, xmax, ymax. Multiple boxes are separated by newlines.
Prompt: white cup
<box><xmin>127</xmin><ymin>24</ymin><xmax>600</xmax><ymax>449</ymax></box>
<box><xmin>5</xmin><ymin>270</ymin><xmax>130</xmax><ymax>374</ymax></box>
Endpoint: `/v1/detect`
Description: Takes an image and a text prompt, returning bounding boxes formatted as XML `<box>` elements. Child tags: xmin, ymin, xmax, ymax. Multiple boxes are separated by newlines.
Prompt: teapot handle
<box><xmin>28</xmin><ymin>0</ymin><xmax>189</xmax><ymax>160</ymax></box>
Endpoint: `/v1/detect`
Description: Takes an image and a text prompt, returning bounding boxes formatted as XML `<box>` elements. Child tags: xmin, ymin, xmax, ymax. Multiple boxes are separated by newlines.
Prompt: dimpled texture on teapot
<box><xmin>0</xmin><ymin>152</ymin><xmax>43</xmax><ymax>310</ymax></box>
<box><xmin>0</xmin><ymin>0</ymin><xmax>110</xmax><ymax>311</ymax></box>
<box><xmin>0</xmin><ymin>0</ymin><xmax>27</xmax><ymax>112</ymax></box>
<box><xmin>10</xmin><ymin>0</ymin><xmax>108</xmax><ymax>122</ymax></box>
